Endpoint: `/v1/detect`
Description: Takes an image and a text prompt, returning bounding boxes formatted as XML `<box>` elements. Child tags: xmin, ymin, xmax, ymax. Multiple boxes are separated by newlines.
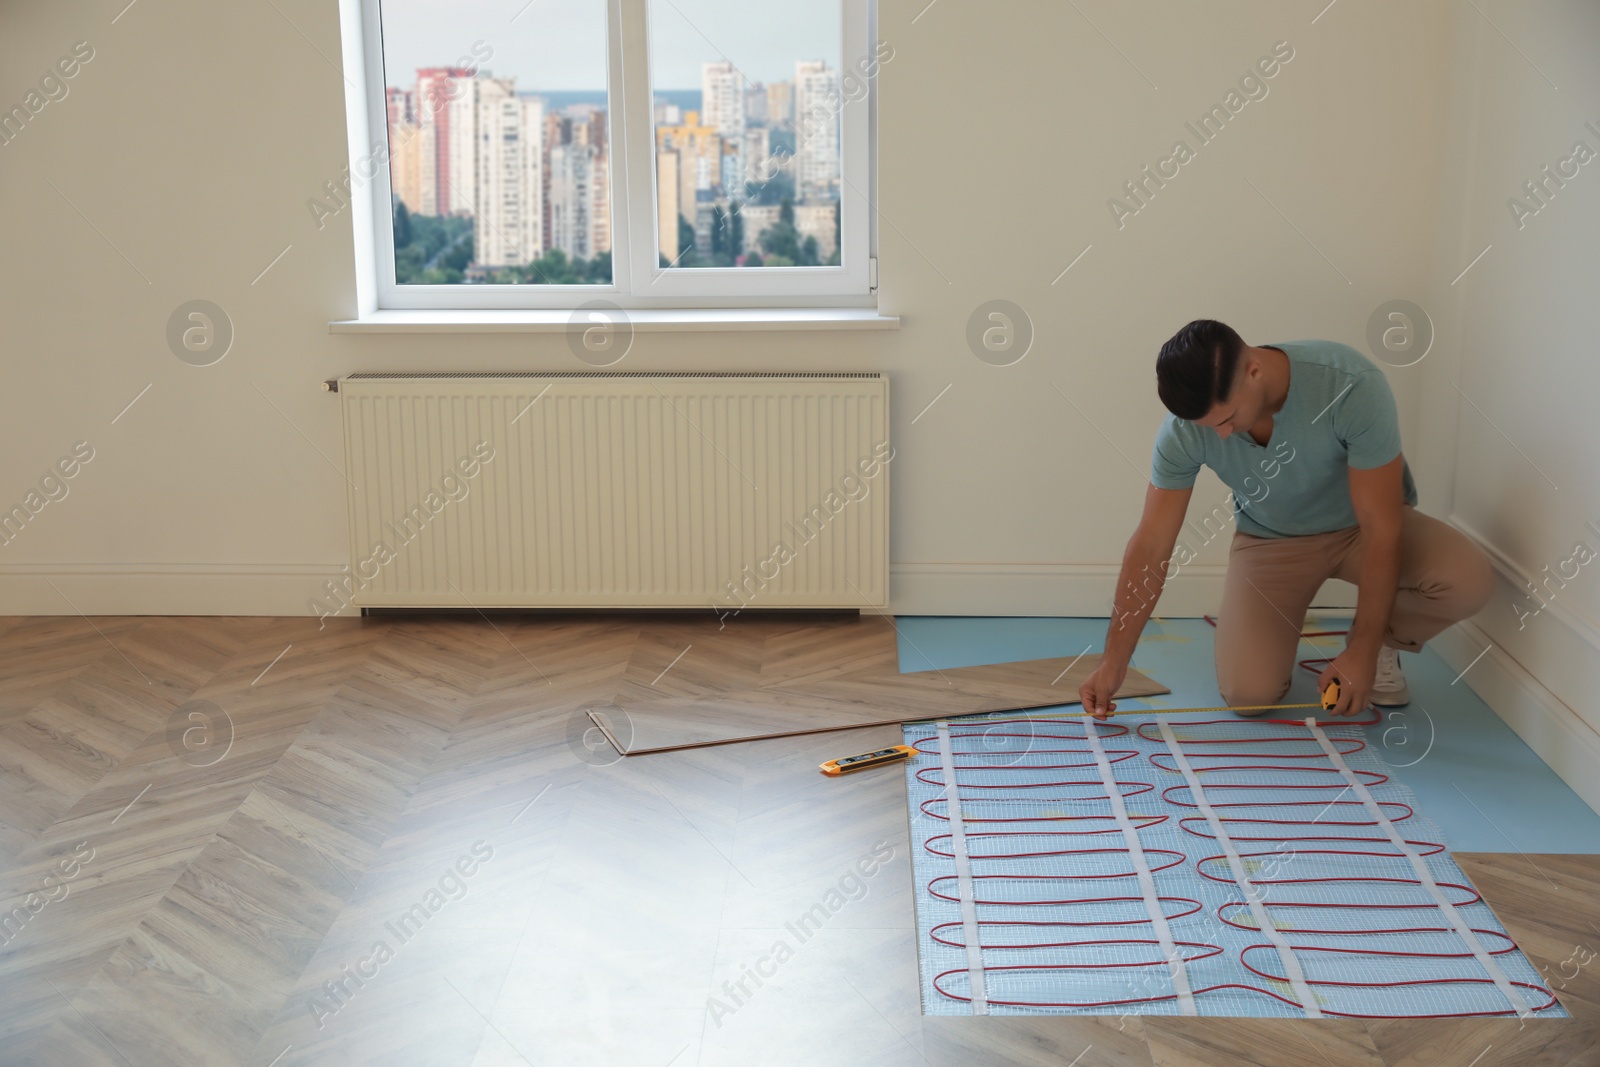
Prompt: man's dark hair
<box><xmin>1156</xmin><ymin>319</ymin><xmax>1245</xmax><ymax>420</ymax></box>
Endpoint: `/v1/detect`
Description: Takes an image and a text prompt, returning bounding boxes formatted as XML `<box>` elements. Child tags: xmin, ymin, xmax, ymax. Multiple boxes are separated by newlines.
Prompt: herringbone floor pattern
<box><xmin>592</xmin><ymin>613</ymin><xmax>1168</xmax><ymax>754</ymax></box>
<box><xmin>0</xmin><ymin>613</ymin><xmax>1594</xmax><ymax>1066</ymax></box>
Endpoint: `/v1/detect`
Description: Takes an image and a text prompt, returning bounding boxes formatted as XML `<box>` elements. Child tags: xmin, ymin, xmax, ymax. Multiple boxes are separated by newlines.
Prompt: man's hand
<box><xmin>1079</xmin><ymin>660</ymin><xmax>1128</xmax><ymax>721</ymax></box>
<box><xmin>1318</xmin><ymin>648</ymin><xmax>1376</xmax><ymax>717</ymax></box>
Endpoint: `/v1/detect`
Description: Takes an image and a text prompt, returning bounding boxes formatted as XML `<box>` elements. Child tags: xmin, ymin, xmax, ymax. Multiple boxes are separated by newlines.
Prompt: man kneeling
<box><xmin>1079</xmin><ymin>320</ymin><xmax>1493</xmax><ymax>720</ymax></box>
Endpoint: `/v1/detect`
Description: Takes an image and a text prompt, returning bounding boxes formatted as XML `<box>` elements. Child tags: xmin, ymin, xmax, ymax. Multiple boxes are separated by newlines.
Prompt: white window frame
<box><xmin>344</xmin><ymin>0</ymin><xmax>876</xmax><ymax>313</ymax></box>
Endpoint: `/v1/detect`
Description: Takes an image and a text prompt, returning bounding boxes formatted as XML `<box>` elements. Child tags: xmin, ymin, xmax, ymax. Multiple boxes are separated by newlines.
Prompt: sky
<box><xmin>379</xmin><ymin>0</ymin><xmax>841</xmax><ymax>91</ymax></box>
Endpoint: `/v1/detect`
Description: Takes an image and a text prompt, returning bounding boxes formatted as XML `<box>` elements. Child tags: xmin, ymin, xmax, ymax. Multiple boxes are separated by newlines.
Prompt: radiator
<box><xmin>338</xmin><ymin>372</ymin><xmax>889</xmax><ymax>612</ymax></box>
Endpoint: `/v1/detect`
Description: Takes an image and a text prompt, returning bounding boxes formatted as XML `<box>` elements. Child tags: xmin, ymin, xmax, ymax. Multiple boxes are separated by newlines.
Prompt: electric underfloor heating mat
<box><xmin>904</xmin><ymin>709</ymin><xmax>1566</xmax><ymax>1018</ymax></box>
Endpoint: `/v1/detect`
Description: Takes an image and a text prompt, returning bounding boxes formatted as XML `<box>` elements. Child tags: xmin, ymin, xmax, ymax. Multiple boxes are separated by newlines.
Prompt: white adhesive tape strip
<box><xmin>1304</xmin><ymin>718</ymin><xmax>1532</xmax><ymax>1018</ymax></box>
<box><xmin>1158</xmin><ymin>720</ymin><xmax>1322</xmax><ymax>1017</ymax></box>
<box><xmin>1084</xmin><ymin>719</ymin><xmax>1197</xmax><ymax>1015</ymax></box>
<box><xmin>936</xmin><ymin>720</ymin><xmax>988</xmax><ymax>1014</ymax></box>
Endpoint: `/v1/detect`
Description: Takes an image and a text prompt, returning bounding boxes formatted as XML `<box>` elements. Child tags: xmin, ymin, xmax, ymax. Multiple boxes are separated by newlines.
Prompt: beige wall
<box><xmin>1411</xmin><ymin>1</ymin><xmax>1600</xmax><ymax>809</ymax></box>
<box><xmin>0</xmin><ymin>0</ymin><xmax>1459</xmax><ymax>617</ymax></box>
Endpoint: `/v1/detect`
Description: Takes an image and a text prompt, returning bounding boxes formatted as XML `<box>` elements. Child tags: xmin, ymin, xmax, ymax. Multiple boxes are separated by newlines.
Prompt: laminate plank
<box><xmin>1365</xmin><ymin>851</ymin><xmax>1600</xmax><ymax>1067</ymax></box>
<box><xmin>756</xmin><ymin>614</ymin><xmax>902</xmax><ymax>687</ymax></box>
<box><xmin>600</xmin><ymin>654</ymin><xmax>1167</xmax><ymax>754</ymax></box>
<box><xmin>621</xmin><ymin>615</ymin><xmax>770</xmax><ymax>697</ymax></box>
<box><xmin>1143</xmin><ymin>1018</ymin><xmax>1386</xmax><ymax>1067</ymax></box>
<box><xmin>0</xmin><ymin>617</ymin><xmax>148</xmax><ymax>721</ymax></box>
<box><xmin>1365</xmin><ymin>1017</ymin><xmax>1594</xmax><ymax>1067</ymax></box>
<box><xmin>921</xmin><ymin>1016</ymin><xmax>1155</xmax><ymax>1067</ymax></box>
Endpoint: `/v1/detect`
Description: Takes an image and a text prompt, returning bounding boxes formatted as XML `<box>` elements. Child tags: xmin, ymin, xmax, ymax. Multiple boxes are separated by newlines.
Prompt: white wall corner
<box><xmin>1412</xmin><ymin>0</ymin><xmax>1488</xmax><ymax>519</ymax></box>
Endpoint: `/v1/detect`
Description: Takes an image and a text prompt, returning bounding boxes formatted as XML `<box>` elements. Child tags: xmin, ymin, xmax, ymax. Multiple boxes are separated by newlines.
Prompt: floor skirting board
<box><xmin>888</xmin><ymin>562</ymin><xmax>1359</xmax><ymax>617</ymax></box>
<box><xmin>0</xmin><ymin>563</ymin><xmax>344</xmax><ymax>616</ymax></box>
<box><xmin>1433</xmin><ymin>620</ymin><xmax>1600</xmax><ymax>819</ymax></box>
<box><xmin>2</xmin><ymin>560</ymin><xmax>1368</xmax><ymax>618</ymax></box>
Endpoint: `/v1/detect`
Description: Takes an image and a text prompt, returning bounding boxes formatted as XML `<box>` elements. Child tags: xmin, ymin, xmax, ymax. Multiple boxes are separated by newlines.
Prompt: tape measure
<box><xmin>1078</xmin><ymin>680</ymin><xmax>1343</xmax><ymax>718</ymax></box>
<box><xmin>824</xmin><ymin>682</ymin><xmax>1348</xmax><ymax>775</ymax></box>
<box><xmin>905</xmin><ymin>680</ymin><xmax>1348</xmax><ymax>724</ymax></box>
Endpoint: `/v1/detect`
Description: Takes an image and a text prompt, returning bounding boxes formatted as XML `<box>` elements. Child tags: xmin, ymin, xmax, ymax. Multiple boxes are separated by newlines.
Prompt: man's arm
<box><xmin>1079</xmin><ymin>483</ymin><xmax>1192</xmax><ymax>719</ymax></box>
<box><xmin>1320</xmin><ymin>454</ymin><xmax>1405</xmax><ymax>716</ymax></box>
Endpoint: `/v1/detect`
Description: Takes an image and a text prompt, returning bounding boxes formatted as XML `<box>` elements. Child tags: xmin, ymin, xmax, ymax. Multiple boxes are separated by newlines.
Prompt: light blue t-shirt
<box><xmin>1149</xmin><ymin>339</ymin><xmax>1418</xmax><ymax>538</ymax></box>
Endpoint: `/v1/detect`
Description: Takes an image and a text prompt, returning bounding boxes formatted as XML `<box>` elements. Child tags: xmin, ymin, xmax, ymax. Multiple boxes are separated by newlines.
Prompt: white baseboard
<box><xmin>1433</xmin><ymin>620</ymin><xmax>1600</xmax><ymax>818</ymax></box>
<box><xmin>0</xmin><ymin>563</ymin><xmax>342</xmax><ymax>616</ymax></box>
<box><xmin>0</xmin><ymin>559</ymin><xmax>1367</xmax><ymax>619</ymax></box>
<box><xmin>1450</xmin><ymin>513</ymin><xmax>1600</xmax><ymax>651</ymax></box>
<box><xmin>1432</xmin><ymin>515</ymin><xmax>1600</xmax><ymax>818</ymax></box>
<box><xmin>888</xmin><ymin>561</ymin><xmax>1360</xmax><ymax>617</ymax></box>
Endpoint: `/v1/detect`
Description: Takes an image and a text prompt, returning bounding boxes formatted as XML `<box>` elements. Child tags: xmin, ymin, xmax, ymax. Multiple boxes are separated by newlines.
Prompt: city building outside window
<box><xmin>352</xmin><ymin>0</ymin><xmax>879</xmax><ymax>310</ymax></box>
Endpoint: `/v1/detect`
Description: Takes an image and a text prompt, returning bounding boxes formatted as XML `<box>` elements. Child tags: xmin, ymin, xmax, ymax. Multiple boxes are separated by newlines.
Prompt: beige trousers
<box><xmin>1214</xmin><ymin>505</ymin><xmax>1495</xmax><ymax>708</ymax></box>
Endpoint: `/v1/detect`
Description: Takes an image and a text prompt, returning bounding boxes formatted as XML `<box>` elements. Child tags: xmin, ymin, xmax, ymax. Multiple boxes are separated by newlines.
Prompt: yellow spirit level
<box><xmin>820</xmin><ymin>745</ymin><xmax>917</xmax><ymax>777</ymax></box>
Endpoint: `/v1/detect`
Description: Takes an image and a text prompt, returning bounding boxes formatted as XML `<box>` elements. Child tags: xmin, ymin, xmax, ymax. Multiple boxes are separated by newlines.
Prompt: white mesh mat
<box><xmin>905</xmin><ymin>711</ymin><xmax>1566</xmax><ymax>1018</ymax></box>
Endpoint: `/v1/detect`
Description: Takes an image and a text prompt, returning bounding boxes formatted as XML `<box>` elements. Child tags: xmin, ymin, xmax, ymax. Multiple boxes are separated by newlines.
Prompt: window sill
<box><xmin>328</xmin><ymin>308</ymin><xmax>901</xmax><ymax>334</ymax></box>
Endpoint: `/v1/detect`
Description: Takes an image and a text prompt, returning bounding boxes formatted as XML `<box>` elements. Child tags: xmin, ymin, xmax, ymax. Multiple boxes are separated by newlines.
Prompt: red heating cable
<box><xmin>919</xmin><ymin>714</ymin><xmax>1559</xmax><ymax>1018</ymax></box>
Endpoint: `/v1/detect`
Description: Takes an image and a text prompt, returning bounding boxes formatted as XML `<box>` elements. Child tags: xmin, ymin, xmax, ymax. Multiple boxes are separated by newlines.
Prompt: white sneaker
<box><xmin>1371</xmin><ymin>646</ymin><xmax>1410</xmax><ymax>706</ymax></box>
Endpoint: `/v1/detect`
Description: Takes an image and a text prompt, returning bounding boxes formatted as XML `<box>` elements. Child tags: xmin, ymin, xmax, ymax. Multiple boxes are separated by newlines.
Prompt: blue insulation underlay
<box><xmin>891</xmin><ymin>615</ymin><xmax>1600</xmax><ymax>855</ymax></box>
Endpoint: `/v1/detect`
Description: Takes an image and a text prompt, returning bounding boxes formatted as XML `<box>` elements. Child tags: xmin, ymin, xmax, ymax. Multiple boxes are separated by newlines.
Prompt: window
<box><xmin>354</xmin><ymin>0</ymin><xmax>878</xmax><ymax>310</ymax></box>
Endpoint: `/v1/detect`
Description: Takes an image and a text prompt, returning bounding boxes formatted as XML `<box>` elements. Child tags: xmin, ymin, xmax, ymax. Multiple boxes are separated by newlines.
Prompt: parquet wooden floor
<box><xmin>0</xmin><ymin>613</ymin><xmax>1594</xmax><ymax>1066</ymax></box>
<box><xmin>590</xmin><ymin>613</ymin><xmax>1168</xmax><ymax>754</ymax></box>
